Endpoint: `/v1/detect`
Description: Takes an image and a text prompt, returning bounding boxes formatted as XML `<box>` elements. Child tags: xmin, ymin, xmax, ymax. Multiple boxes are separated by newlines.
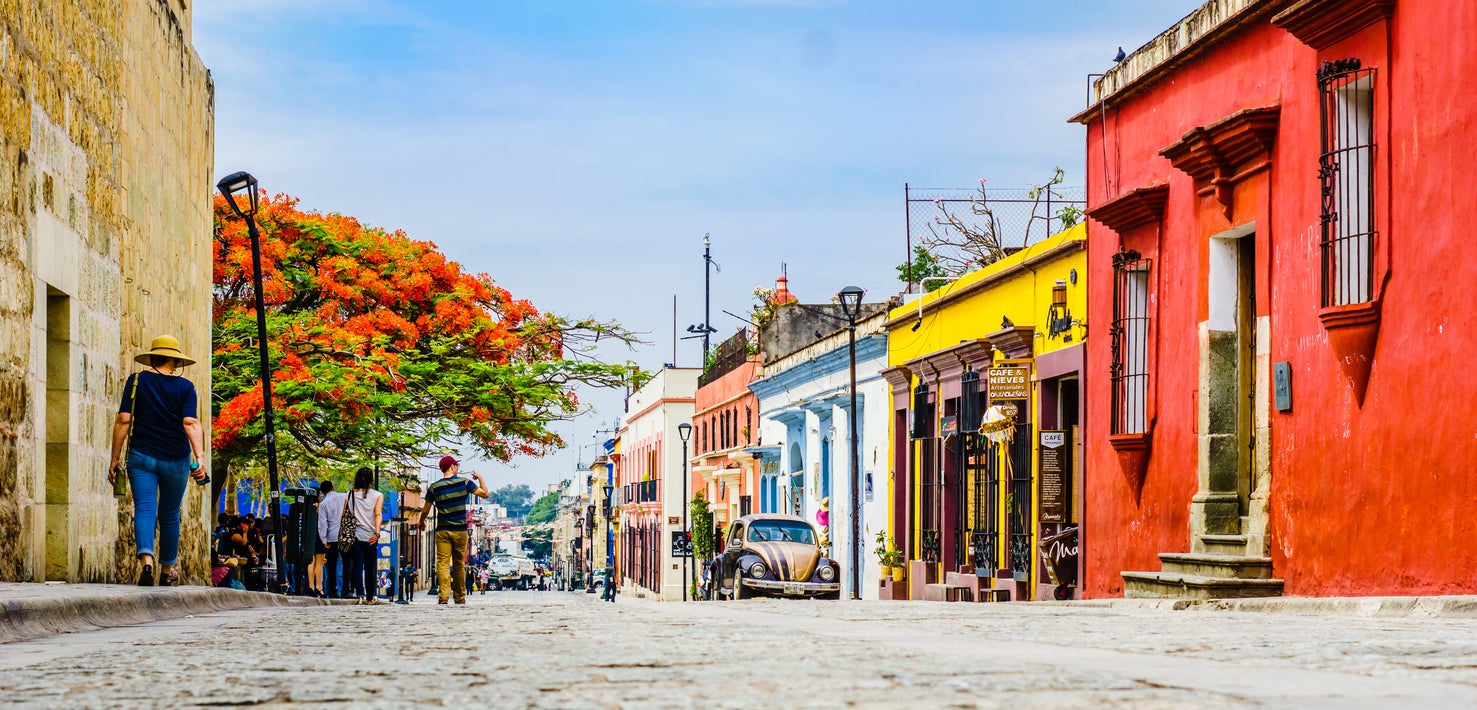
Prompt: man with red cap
<box><xmin>415</xmin><ymin>455</ymin><xmax>488</xmax><ymax>604</ymax></box>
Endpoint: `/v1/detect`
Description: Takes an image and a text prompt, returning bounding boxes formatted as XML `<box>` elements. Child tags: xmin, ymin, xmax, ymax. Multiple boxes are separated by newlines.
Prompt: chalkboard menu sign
<box><xmin>1039</xmin><ymin>430</ymin><xmax>1070</xmax><ymax>523</ymax></box>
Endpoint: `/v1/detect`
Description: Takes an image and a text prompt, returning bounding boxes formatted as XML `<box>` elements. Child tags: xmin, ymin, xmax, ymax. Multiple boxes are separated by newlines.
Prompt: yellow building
<box><xmin>881</xmin><ymin>224</ymin><xmax>1086</xmax><ymax>602</ymax></box>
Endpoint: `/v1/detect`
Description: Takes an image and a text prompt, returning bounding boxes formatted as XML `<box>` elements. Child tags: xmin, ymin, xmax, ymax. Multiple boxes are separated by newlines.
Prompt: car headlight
<box><xmin>817</xmin><ymin>565</ymin><xmax>836</xmax><ymax>582</ymax></box>
<box><xmin>747</xmin><ymin>561</ymin><xmax>768</xmax><ymax>579</ymax></box>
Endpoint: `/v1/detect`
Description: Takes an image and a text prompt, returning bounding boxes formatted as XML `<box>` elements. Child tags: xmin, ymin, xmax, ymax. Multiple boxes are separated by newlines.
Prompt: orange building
<box><xmin>691</xmin><ymin>329</ymin><xmax>763</xmax><ymax>539</ymax></box>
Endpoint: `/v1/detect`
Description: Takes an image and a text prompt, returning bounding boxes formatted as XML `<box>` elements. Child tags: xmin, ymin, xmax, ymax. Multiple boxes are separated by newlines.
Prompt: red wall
<box><xmin>1083</xmin><ymin>0</ymin><xmax>1477</xmax><ymax>597</ymax></box>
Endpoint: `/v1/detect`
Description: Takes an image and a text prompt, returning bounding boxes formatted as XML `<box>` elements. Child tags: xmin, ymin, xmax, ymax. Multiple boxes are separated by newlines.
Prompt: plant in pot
<box><xmin>872</xmin><ymin>530</ymin><xmax>893</xmax><ymax>576</ymax></box>
<box><xmin>874</xmin><ymin>531</ymin><xmax>906</xmax><ymax>582</ymax></box>
<box><xmin>883</xmin><ymin>547</ymin><xmax>905</xmax><ymax>582</ymax></box>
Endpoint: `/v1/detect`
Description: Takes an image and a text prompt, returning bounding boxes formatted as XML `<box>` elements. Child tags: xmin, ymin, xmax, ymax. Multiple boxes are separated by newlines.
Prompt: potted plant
<box><xmin>884</xmin><ymin>547</ymin><xmax>905</xmax><ymax>582</ymax></box>
<box><xmin>874</xmin><ymin>531</ymin><xmax>906</xmax><ymax>582</ymax></box>
<box><xmin>873</xmin><ymin>530</ymin><xmax>895</xmax><ymax>576</ymax></box>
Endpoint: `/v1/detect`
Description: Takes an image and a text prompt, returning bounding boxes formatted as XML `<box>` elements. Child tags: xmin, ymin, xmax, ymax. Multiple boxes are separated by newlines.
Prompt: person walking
<box><xmin>348</xmin><ymin>467</ymin><xmax>384</xmax><ymax>604</ymax></box>
<box><xmin>108</xmin><ymin>335</ymin><xmax>206</xmax><ymax>587</ymax></box>
<box><xmin>415</xmin><ymin>456</ymin><xmax>488</xmax><ymax>605</ymax></box>
<box><xmin>317</xmin><ymin>480</ymin><xmax>347</xmax><ymax>598</ymax></box>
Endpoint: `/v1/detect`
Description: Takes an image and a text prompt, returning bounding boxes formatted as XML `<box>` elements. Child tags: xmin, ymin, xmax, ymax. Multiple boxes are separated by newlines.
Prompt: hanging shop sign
<box><xmin>988</xmin><ymin>365</ymin><xmax>1031</xmax><ymax>401</ymax></box>
<box><xmin>1039</xmin><ymin>430</ymin><xmax>1070</xmax><ymax>523</ymax></box>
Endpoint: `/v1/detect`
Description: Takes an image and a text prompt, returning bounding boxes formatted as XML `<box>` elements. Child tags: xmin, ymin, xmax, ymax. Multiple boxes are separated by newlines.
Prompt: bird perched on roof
<box><xmin>1114</xmin><ymin>46</ymin><xmax>1127</xmax><ymax>63</ymax></box>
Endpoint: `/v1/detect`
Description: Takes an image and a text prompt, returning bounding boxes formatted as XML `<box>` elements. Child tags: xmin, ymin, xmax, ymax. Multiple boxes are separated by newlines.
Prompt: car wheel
<box><xmin>732</xmin><ymin>570</ymin><xmax>745</xmax><ymax>600</ymax></box>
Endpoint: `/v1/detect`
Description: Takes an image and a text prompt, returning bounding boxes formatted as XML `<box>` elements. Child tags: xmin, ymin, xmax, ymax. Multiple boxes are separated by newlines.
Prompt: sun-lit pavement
<box><xmin>3</xmin><ymin>590</ymin><xmax>1477</xmax><ymax>708</ymax></box>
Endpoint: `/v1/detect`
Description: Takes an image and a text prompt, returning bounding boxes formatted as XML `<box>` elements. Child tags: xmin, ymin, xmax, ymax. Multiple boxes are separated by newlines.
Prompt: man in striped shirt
<box><xmin>415</xmin><ymin>456</ymin><xmax>488</xmax><ymax>604</ymax></box>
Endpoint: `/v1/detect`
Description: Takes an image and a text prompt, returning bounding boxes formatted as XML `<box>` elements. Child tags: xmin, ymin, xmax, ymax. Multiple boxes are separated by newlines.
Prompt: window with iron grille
<box><xmin>1110</xmin><ymin>251</ymin><xmax>1151</xmax><ymax>435</ymax></box>
<box><xmin>1318</xmin><ymin>59</ymin><xmax>1376</xmax><ymax>307</ymax></box>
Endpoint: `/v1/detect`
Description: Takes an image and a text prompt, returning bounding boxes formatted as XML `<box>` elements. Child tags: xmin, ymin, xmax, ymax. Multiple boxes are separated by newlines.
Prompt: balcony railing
<box><xmin>624</xmin><ymin>479</ymin><xmax>659</xmax><ymax>504</ymax></box>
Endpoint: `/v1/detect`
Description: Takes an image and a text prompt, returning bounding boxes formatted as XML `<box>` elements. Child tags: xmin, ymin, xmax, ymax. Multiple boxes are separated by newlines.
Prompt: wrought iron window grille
<box><xmin>1110</xmin><ymin>251</ymin><xmax>1151</xmax><ymax>435</ymax></box>
<box><xmin>1317</xmin><ymin>58</ymin><xmax>1377</xmax><ymax>307</ymax></box>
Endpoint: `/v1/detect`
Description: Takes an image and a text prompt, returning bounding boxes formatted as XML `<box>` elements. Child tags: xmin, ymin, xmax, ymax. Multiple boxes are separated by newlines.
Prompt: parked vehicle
<box><xmin>709</xmin><ymin>514</ymin><xmax>841</xmax><ymax>600</ymax></box>
<box><xmin>489</xmin><ymin>554</ymin><xmax>538</xmax><ymax>590</ymax></box>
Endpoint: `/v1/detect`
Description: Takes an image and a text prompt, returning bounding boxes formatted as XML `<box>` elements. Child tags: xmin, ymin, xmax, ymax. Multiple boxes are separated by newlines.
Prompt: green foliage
<box><xmin>897</xmin><ymin>245</ymin><xmax>949</xmax><ymax>289</ymax></box>
<box><xmin>1057</xmin><ymin>204</ymin><xmax>1083</xmax><ymax>229</ymax></box>
<box><xmin>689</xmin><ymin>493</ymin><xmax>716</xmax><ymax>561</ymax></box>
<box><xmin>872</xmin><ymin>529</ymin><xmax>903</xmax><ymax>566</ymax></box>
<box><xmin>525</xmin><ymin>489</ymin><xmax>559</xmax><ymax>526</ymax></box>
<box><xmin>524</xmin><ymin>526</ymin><xmax>553</xmax><ymax>559</ymax></box>
<box><xmin>492</xmin><ymin>483</ymin><xmax>535</xmax><ymax>516</ymax></box>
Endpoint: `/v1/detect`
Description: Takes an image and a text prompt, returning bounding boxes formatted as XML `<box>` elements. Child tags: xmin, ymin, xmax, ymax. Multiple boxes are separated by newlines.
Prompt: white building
<box><xmin>615</xmin><ymin>367</ymin><xmax>699</xmax><ymax>601</ymax></box>
<box><xmin>750</xmin><ymin>308</ymin><xmax>890</xmax><ymax>599</ymax></box>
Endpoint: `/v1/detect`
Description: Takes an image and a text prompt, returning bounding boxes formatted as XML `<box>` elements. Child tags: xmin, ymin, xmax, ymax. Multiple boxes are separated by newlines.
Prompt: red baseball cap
<box><xmin>438</xmin><ymin>455</ymin><xmax>460</xmax><ymax>472</ymax></box>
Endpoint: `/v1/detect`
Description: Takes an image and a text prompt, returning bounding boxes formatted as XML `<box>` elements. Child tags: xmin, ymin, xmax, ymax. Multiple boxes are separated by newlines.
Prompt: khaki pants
<box><xmin>435</xmin><ymin>530</ymin><xmax>468</xmax><ymax>603</ymax></box>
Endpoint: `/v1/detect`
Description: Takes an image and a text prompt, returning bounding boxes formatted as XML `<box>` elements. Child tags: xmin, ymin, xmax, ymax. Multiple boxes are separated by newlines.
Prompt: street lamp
<box><xmin>394</xmin><ymin>470</ymin><xmax>414</xmax><ymax>604</ymax></box>
<box><xmin>217</xmin><ymin>170</ymin><xmax>285</xmax><ymax>595</ymax></box>
<box><xmin>837</xmin><ymin>285</ymin><xmax>865</xmax><ymax>600</ymax></box>
<box><xmin>677</xmin><ymin>422</ymin><xmax>692</xmax><ymax>601</ymax></box>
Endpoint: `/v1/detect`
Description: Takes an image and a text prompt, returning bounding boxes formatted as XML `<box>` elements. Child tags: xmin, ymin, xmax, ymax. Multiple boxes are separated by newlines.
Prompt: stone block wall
<box><xmin>0</xmin><ymin>0</ymin><xmax>213</xmax><ymax>583</ymax></box>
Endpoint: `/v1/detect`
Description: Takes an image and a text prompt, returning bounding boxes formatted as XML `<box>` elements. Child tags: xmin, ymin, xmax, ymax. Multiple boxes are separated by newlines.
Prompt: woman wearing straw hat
<box><xmin>108</xmin><ymin>335</ymin><xmax>207</xmax><ymax>586</ymax></box>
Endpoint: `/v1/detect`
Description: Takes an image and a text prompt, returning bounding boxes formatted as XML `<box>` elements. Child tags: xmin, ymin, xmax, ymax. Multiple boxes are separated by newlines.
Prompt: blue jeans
<box><xmin>127</xmin><ymin>450</ymin><xmax>191</xmax><ymax>566</ymax></box>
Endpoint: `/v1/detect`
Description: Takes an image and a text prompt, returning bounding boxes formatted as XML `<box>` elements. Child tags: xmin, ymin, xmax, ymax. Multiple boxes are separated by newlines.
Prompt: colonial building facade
<box><xmin>751</xmin><ymin>302</ymin><xmax>891</xmax><ymax>599</ymax></box>
<box><xmin>0</xmin><ymin>0</ymin><xmax>215</xmax><ymax>583</ymax></box>
<box><xmin>615</xmin><ymin>367</ymin><xmax>698</xmax><ymax>600</ymax></box>
<box><xmin>884</xmin><ymin>225</ymin><xmax>1087</xmax><ymax>602</ymax></box>
<box><xmin>1074</xmin><ymin>0</ymin><xmax>1477</xmax><ymax>597</ymax></box>
<box><xmin>690</xmin><ymin>329</ymin><xmax>762</xmax><ymax>545</ymax></box>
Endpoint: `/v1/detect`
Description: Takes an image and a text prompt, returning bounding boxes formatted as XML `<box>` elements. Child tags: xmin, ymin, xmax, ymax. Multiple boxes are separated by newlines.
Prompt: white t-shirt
<box><xmin>348</xmin><ymin>489</ymin><xmax>383</xmax><ymax>542</ymax></box>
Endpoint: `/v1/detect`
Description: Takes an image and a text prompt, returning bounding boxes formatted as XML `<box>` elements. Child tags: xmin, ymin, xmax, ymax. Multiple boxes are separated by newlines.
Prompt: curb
<box><xmin>0</xmin><ymin>586</ymin><xmax>345</xmax><ymax>644</ymax></box>
<box><xmin>1054</xmin><ymin>595</ymin><xmax>1477</xmax><ymax>618</ymax></box>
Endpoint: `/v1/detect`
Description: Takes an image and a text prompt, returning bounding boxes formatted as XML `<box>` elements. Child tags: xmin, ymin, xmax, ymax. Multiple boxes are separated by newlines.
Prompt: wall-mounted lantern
<box><xmin>1048</xmin><ymin>279</ymin><xmax>1074</xmax><ymax>341</ymax></box>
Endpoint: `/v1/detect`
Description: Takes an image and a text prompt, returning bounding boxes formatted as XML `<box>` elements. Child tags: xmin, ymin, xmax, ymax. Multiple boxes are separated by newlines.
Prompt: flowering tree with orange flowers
<box><xmin>211</xmin><ymin>193</ymin><xmax>642</xmax><ymax>500</ymax></box>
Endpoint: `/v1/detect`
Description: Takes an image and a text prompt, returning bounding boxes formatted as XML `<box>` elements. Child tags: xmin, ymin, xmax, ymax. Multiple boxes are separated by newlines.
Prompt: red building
<box><xmin>1074</xmin><ymin>0</ymin><xmax>1477</xmax><ymax>598</ymax></box>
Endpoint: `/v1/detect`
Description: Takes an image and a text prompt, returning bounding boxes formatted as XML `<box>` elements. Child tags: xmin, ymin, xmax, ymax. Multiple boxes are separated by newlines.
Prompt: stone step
<box><xmin>1158</xmin><ymin>552</ymin><xmax>1273</xmax><ymax>579</ymax></box>
<box><xmin>1122</xmin><ymin>571</ymin><xmax>1283</xmax><ymax>599</ymax></box>
<box><xmin>1197</xmin><ymin>534</ymin><xmax>1247</xmax><ymax>555</ymax></box>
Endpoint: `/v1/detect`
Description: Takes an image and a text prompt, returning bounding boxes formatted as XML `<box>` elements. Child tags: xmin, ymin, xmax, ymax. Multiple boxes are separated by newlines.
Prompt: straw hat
<box><xmin>134</xmin><ymin>335</ymin><xmax>196</xmax><ymax>367</ymax></box>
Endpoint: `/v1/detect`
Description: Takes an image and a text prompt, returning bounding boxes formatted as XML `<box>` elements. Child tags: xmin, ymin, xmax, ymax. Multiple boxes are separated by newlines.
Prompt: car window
<box><xmin>728</xmin><ymin>523</ymin><xmax>745</xmax><ymax>546</ymax></box>
<box><xmin>747</xmin><ymin>521</ymin><xmax>815</xmax><ymax>545</ymax></box>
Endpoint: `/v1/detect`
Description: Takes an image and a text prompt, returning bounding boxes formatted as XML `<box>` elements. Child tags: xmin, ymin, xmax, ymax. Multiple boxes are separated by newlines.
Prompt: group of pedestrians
<box><xmin>211</xmin><ymin>513</ymin><xmax>269</xmax><ymax>590</ymax></box>
<box><xmin>112</xmin><ymin>335</ymin><xmax>491</xmax><ymax>602</ymax></box>
<box><xmin>314</xmin><ymin>468</ymin><xmax>385</xmax><ymax>603</ymax></box>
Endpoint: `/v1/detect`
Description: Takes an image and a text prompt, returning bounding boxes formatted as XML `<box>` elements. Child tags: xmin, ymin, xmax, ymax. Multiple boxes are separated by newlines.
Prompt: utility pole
<box><xmin>703</xmin><ymin>234</ymin><xmax>712</xmax><ymax>358</ymax></box>
<box><xmin>685</xmin><ymin>234</ymin><xmax>719</xmax><ymax>360</ymax></box>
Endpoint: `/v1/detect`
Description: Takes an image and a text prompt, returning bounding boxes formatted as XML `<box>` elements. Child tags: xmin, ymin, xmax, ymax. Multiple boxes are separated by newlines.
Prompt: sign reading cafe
<box><xmin>987</xmin><ymin>365</ymin><xmax>1030</xmax><ymax>401</ymax></box>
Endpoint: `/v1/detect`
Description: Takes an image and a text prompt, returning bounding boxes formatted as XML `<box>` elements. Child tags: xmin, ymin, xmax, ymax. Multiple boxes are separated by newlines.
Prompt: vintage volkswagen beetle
<box><xmin>709</xmin><ymin>514</ymin><xmax>841</xmax><ymax>600</ymax></box>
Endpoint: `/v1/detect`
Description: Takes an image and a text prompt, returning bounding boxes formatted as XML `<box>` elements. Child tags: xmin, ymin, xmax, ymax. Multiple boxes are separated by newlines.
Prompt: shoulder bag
<box><xmin>112</xmin><ymin>373</ymin><xmax>143</xmax><ymax>498</ymax></box>
<box><xmin>337</xmin><ymin>492</ymin><xmax>358</xmax><ymax>553</ymax></box>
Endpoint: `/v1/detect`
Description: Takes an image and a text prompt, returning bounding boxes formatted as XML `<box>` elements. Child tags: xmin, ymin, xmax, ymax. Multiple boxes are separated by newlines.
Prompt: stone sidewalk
<box><xmin>0</xmin><ymin>582</ymin><xmax>340</xmax><ymax>644</ymax></box>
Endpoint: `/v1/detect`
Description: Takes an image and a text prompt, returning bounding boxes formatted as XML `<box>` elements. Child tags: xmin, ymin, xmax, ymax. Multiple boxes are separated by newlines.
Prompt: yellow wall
<box><xmin>887</xmin><ymin>224</ymin><xmax>1087</xmax><ymax>365</ymax></box>
<box><xmin>884</xmin><ymin>224</ymin><xmax>1086</xmax><ymax>598</ymax></box>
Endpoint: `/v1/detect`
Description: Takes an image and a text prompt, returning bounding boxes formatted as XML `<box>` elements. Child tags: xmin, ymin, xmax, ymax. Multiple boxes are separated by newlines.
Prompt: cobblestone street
<box><xmin>3</xmin><ymin>592</ymin><xmax>1477</xmax><ymax>708</ymax></box>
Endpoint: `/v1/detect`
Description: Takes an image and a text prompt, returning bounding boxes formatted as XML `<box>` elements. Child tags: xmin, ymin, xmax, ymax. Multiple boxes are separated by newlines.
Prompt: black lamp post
<box><xmin>394</xmin><ymin>471</ymin><xmax>412</xmax><ymax>604</ymax></box>
<box><xmin>837</xmin><ymin>285</ymin><xmax>865</xmax><ymax>600</ymax></box>
<box><xmin>677</xmin><ymin>422</ymin><xmax>692</xmax><ymax>601</ymax></box>
<box><xmin>217</xmin><ymin>171</ymin><xmax>286</xmax><ymax>595</ymax></box>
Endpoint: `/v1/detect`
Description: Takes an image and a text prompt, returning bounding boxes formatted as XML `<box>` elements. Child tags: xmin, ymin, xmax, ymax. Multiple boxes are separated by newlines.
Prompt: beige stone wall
<box><xmin>0</xmin><ymin>0</ymin><xmax>213</xmax><ymax>583</ymax></box>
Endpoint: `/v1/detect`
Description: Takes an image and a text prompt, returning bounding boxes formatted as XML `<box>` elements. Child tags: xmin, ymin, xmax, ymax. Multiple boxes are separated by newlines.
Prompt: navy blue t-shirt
<box><xmin>119</xmin><ymin>371</ymin><xmax>198</xmax><ymax>461</ymax></box>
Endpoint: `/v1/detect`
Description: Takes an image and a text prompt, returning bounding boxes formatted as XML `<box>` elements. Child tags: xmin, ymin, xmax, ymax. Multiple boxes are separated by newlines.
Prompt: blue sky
<box><xmin>195</xmin><ymin>0</ymin><xmax>1194</xmax><ymax>488</ymax></box>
